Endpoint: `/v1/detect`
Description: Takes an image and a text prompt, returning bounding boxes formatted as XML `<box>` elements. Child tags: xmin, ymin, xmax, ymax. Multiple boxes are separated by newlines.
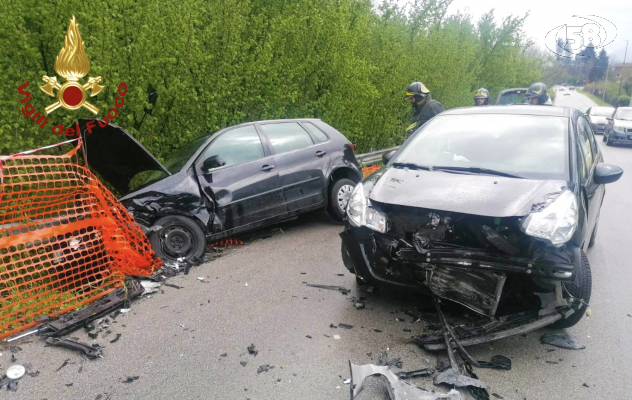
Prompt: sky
<box><xmin>403</xmin><ymin>0</ymin><xmax>632</xmax><ymax>63</ymax></box>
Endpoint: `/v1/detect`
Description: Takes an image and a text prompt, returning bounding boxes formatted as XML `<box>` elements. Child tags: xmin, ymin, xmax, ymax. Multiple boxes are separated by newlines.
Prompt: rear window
<box><xmin>303</xmin><ymin>122</ymin><xmax>329</xmax><ymax>142</ymax></box>
<box><xmin>394</xmin><ymin>114</ymin><xmax>569</xmax><ymax>180</ymax></box>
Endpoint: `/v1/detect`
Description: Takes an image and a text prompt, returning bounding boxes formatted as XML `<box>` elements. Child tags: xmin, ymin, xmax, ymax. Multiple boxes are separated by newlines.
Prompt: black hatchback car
<box><xmin>80</xmin><ymin>119</ymin><xmax>361</xmax><ymax>261</ymax></box>
<box><xmin>341</xmin><ymin>106</ymin><xmax>622</xmax><ymax>341</ymax></box>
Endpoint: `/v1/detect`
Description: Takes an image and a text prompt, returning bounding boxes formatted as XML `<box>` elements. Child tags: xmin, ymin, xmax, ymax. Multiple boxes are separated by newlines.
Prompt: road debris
<box><xmin>338</xmin><ymin>323</ymin><xmax>353</xmax><ymax>330</ymax></box>
<box><xmin>349</xmin><ymin>362</ymin><xmax>462</xmax><ymax>399</ymax></box>
<box><xmin>397</xmin><ymin>367</ymin><xmax>435</xmax><ymax>379</ymax></box>
<box><xmin>305</xmin><ymin>283</ymin><xmax>350</xmax><ymax>295</ymax></box>
<box><xmin>6</xmin><ymin>365</ymin><xmax>26</xmax><ymax>380</ymax></box>
<box><xmin>240</xmin><ymin>361</ymin><xmax>248</xmax><ymax>367</ymax></box>
<box><xmin>540</xmin><ymin>333</ymin><xmax>586</xmax><ymax>350</ymax></box>
<box><xmin>140</xmin><ymin>280</ymin><xmax>162</xmax><ymax>295</ymax></box>
<box><xmin>257</xmin><ymin>364</ymin><xmax>274</xmax><ymax>374</ymax></box>
<box><xmin>491</xmin><ymin>393</ymin><xmax>504</xmax><ymax>399</ymax></box>
<box><xmin>122</xmin><ymin>376</ymin><xmax>139</xmax><ymax>383</ymax></box>
<box><xmin>45</xmin><ymin>338</ymin><xmax>102</xmax><ymax>359</ymax></box>
<box><xmin>477</xmin><ymin>355</ymin><xmax>512</xmax><ymax>370</ymax></box>
<box><xmin>247</xmin><ymin>344</ymin><xmax>258</xmax><ymax>356</ymax></box>
<box><xmin>333</xmin><ymin>335</ymin><xmax>341</xmax><ymax>340</ymax></box>
<box><xmin>55</xmin><ymin>359</ymin><xmax>73</xmax><ymax>372</ymax></box>
<box><xmin>163</xmin><ymin>283</ymin><xmax>183</xmax><ymax>289</ymax></box>
<box><xmin>110</xmin><ymin>334</ymin><xmax>122</xmax><ymax>343</ymax></box>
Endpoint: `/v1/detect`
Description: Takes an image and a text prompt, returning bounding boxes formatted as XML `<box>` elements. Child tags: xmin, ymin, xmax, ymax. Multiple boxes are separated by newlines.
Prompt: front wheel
<box><xmin>149</xmin><ymin>215</ymin><xmax>206</xmax><ymax>262</ymax></box>
<box><xmin>551</xmin><ymin>251</ymin><xmax>592</xmax><ymax>329</ymax></box>
<box><xmin>327</xmin><ymin>178</ymin><xmax>356</xmax><ymax>222</ymax></box>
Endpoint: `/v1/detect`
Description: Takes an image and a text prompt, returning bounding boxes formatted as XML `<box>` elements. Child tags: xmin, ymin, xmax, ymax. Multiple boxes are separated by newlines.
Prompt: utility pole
<box><xmin>617</xmin><ymin>40</ymin><xmax>628</xmax><ymax>99</ymax></box>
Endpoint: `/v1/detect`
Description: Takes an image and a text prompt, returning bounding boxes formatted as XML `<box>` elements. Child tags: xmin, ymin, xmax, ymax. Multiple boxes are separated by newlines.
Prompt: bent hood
<box><xmin>79</xmin><ymin>119</ymin><xmax>170</xmax><ymax>196</ymax></box>
<box><xmin>367</xmin><ymin>167</ymin><xmax>568</xmax><ymax>217</ymax></box>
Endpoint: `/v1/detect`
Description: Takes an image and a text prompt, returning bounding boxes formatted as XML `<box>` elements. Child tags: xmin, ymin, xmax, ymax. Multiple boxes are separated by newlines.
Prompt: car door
<box><xmin>257</xmin><ymin>121</ymin><xmax>332</xmax><ymax>212</ymax></box>
<box><xmin>575</xmin><ymin>115</ymin><xmax>604</xmax><ymax>244</ymax></box>
<box><xmin>195</xmin><ymin>125</ymin><xmax>286</xmax><ymax>232</ymax></box>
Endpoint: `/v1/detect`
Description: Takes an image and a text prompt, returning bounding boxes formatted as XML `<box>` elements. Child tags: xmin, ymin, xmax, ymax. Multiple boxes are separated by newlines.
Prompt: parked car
<box><xmin>558</xmin><ymin>87</ymin><xmax>565</xmax><ymax>92</ymax></box>
<box><xmin>495</xmin><ymin>88</ymin><xmax>527</xmax><ymax>105</ymax></box>
<box><xmin>586</xmin><ymin>106</ymin><xmax>615</xmax><ymax>135</ymax></box>
<box><xmin>569</xmin><ymin>86</ymin><xmax>575</xmax><ymax>90</ymax></box>
<box><xmin>80</xmin><ymin>119</ymin><xmax>362</xmax><ymax>261</ymax></box>
<box><xmin>341</xmin><ymin>106</ymin><xmax>622</xmax><ymax>342</ymax></box>
<box><xmin>603</xmin><ymin>107</ymin><xmax>632</xmax><ymax>146</ymax></box>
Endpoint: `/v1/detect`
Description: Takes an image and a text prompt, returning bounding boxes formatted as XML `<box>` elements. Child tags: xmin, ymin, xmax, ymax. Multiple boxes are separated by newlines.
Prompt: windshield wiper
<box><xmin>431</xmin><ymin>166</ymin><xmax>526</xmax><ymax>179</ymax></box>
<box><xmin>392</xmin><ymin>162</ymin><xmax>432</xmax><ymax>171</ymax></box>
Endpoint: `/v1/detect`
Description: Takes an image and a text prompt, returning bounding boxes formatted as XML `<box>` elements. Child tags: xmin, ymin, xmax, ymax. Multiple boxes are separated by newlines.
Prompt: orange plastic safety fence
<box><xmin>0</xmin><ymin>140</ymin><xmax>161</xmax><ymax>339</ymax></box>
<box><xmin>207</xmin><ymin>238</ymin><xmax>243</xmax><ymax>248</ymax></box>
<box><xmin>362</xmin><ymin>164</ymin><xmax>381</xmax><ymax>177</ymax></box>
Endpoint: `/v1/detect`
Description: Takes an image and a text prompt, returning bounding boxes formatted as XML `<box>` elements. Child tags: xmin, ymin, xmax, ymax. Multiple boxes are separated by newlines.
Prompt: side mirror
<box><xmin>594</xmin><ymin>163</ymin><xmax>623</xmax><ymax>184</ymax></box>
<box><xmin>606</xmin><ymin>117</ymin><xmax>613</xmax><ymax>121</ymax></box>
<box><xmin>202</xmin><ymin>155</ymin><xmax>226</xmax><ymax>172</ymax></box>
<box><xmin>382</xmin><ymin>150</ymin><xmax>396</xmax><ymax>165</ymax></box>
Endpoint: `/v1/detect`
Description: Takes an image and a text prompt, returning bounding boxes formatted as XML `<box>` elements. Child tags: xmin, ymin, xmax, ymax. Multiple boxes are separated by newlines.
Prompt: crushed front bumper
<box><xmin>341</xmin><ymin>225</ymin><xmax>579</xmax><ymax>316</ymax></box>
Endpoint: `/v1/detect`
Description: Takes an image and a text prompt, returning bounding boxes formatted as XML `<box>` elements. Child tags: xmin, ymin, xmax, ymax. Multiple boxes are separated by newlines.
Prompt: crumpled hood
<box><xmin>589</xmin><ymin>115</ymin><xmax>608</xmax><ymax>125</ymax></box>
<box><xmin>366</xmin><ymin>167</ymin><xmax>568</xmax><ymax>217</ymax></box>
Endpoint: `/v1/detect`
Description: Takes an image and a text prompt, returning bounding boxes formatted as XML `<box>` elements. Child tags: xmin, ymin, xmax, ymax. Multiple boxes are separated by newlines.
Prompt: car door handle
<box><xmin>315</xmin><ymin>150</ymin><xmax>326</xmax><ymax>157</ymax></box>
<box><xmin>261</xmin><ymin>164</ymin><xmax>274</xmax><ymax>171</ymax></box>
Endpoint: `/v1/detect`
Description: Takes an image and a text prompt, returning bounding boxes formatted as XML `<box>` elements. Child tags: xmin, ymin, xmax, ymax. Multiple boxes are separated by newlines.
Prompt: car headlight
<box><xmin>520</xmin><ymin>191</ymin><xmax>578</xmax><ymax>247</ymax></box>
<box><xmin>613</xmin><ymin>125</ymin><xmax>625</xmax><ymax>133</ymax></box>
<box><xmin>346</xmin><ymin>183</ymin><xmax>388</xmax><ymax>233</ymax></box>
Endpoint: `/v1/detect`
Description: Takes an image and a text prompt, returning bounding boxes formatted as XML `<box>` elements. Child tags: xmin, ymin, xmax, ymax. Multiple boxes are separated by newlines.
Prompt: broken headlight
<box><xmin>521</xmin><ymin>190</ymin><xmax>578</xmax><ymax>247</ymax></box>
<box><xmin>346</xmin><ymin>183</ymin><xmax>388</xmax><ymax>233</ymax></box>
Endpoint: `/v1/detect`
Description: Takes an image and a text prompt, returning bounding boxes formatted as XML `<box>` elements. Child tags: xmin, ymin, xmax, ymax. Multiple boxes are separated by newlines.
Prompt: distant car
<box><xmin>603</xmin><ymin>107</ymin><xmax>632</xmax><ymax>146</ymax></box>
<box><xmin>80</xmin><ymin>119</ymin><xmax>362</xmax><ymax>262</ymax></box>
<box><xmin>586</xmin><ymin>106</ymin><xmax>615</xmax><ymax>135</ymax></box>
<box><xmin>495</xmin><ymin>88</ymin><xmax>527</xmax><ymax>105</ymax></box>
<box><xmin>341</xmin><ymin>106</ymin><xmax>623</xmax><ymax>336</ymax></box>
<box><xmin>559</xmin><ymin>87</ymin><xmax>565</xmax><ymax>92</ymax></box>
<box><xmin>569</xmin><ymin>86</ymin><xmax>575</xmax><ymax>91</ymax></box>
<box><xmin>564</xmin><ymin>92</ymin><xmax>571</xmax><ymax>96</ymax></box>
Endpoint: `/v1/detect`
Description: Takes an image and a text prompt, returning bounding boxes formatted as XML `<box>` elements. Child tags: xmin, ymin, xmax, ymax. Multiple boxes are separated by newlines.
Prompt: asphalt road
<box><xmin>3</xmin><ymin>90</ymin><xmax>632</xmax><ymax>400</ymax></box>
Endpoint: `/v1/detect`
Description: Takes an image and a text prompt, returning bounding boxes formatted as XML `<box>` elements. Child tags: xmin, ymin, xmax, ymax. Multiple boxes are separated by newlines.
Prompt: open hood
<box><xmin>367</xmin><ymin>166</ymin><xmax>568</xmax><ymax>217</ymax></box>
<box><xmin>79</xmin><ymin>119</ymin><xmax>170</xmax><ymax>196</ymax></box>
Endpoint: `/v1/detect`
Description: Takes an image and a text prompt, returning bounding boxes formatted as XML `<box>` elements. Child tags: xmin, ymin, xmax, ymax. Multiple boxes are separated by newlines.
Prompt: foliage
<box><xmin>1</xmin><ymin>0</ymin><xmax>543</xmax><ymax>156</ymax></box>
<box><xmin>618</xmin><ymin>95</ymin><xmax>631</xmax><ymax>107</ymax></box>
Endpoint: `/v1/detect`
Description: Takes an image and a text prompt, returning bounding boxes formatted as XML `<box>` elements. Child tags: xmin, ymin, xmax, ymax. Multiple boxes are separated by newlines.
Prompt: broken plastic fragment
<box><xmin>6</xmin><ymin>364</ymin><xmax>26</xmax><ymax>380</ymax></box>
<box><xmin>247</xmin><ymin>344</ymin><xmax>258</xmax><ymax>356</ymax></box>
<box><xmin>110</xmin><ymin>334</ymin><xmax>122</xmax><ymax>343</ymax></box>
<box><xmin>257</xmin><ymin>364</ymin><xmax>274</xmax><ymax>374</ymax></box>
<box><xmin>540</xmin><ymin>333</ymin><xmax>586</xmax><ymax>350</ymax></box>
<box><xmin>197</xmin><ymin>277</ymin><xmax>205</xmax><ymax>281</ymax></box>
<box><xmin>122</xmin><ymin>376</ymin><xmax>140</xmax><ymax>383</ymax></box>
<box><xmin>477</xmin><ymin>355</ymin><xmax>511</xmax><ymax>370</ymax></box>
<box><xmin>338</xmin><ymin>323</ymin><xmax>353</xmax><ymax>329</ymax></box>
<box><xmin>333</xmin><ymin>335</ymin><xmax>341</xmax><ymax>340</ymax></box>
<box><xmin>349</xmin><ymin>362</ymin><xmax>462</xmax><ymax>399</ymax></box>
<box><xmin>120</xmin><ymin>308</ymin><xmax>131</xmax><ymax>314</ymax></box>
<box><xmin>397</xmin><ymin>368</ymin><xmax>435</xmax><ymax>379</ymax></box>
<box><xmin>240</xmin><ymin>361</ymin><xmax>248</xmax><ymax>367</ymax></box>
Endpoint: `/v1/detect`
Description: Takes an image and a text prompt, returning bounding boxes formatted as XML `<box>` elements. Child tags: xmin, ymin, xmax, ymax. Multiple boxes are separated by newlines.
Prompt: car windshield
<box><xmin>591</xmin><ymin>107</ymin><xmax>614</xmax><ymax>117</ymax></box>
<box><xmin>614</xmin><ymin>108</ymin><xmax>632</xmax><ymax>121</ymax></box>
<box><xmin>393</xmin><ymin>114</ymin><xmax>569</xmax><ymax>180</ymax></box>
<box><xmin>497</xmin><ymin>90</ymin><xmax>526</xmax><ymax>105</ymax></box>
<box><xmin>163</xmin><ymin>134</ymin><xmax>212</xmax><ymax>173</ymax></box>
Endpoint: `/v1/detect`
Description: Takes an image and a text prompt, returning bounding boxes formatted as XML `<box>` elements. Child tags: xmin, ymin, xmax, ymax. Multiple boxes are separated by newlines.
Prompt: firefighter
<box><xmin>405</xmin><ymin>81</ymin><xmax>445</xmax><ymax>135</ymax></box>
<box><xmin>525</xmin><ymin>82</ymin><xmax>550</xmax><ymax>105</ymax></box>
<box><xmin>474</xmin><ymin>88</ymin><xmax>490</xmax><ymax>106</ymax></box>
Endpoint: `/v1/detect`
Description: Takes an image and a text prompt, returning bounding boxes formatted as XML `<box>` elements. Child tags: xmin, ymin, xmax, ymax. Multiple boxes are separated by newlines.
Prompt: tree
<box><xmin>589</xmin><ymin>48</ymin><xmax>609</xmax><ymax>82</ymax></box>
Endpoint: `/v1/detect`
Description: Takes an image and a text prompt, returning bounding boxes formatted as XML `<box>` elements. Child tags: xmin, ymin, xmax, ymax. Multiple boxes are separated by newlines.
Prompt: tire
<box><xmin>327</xmin><ymin>178</ymin><xmax>356</xmax><ymax>222</ymax></box>
<box><xmin>551</xmin><ymin>251</ymin><xmax>592</xmax><ymax>329</ymax></box>
<box><xmin>149</xmin><ymin>215</ymin><xmax>206</xmax><ymax>262</ymax></box>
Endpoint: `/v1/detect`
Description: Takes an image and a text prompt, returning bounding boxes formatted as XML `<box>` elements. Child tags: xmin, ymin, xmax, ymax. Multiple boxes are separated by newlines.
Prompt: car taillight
<box><xmin>349</xmin><ymin>142</ymin><xmax>355</xmax><ymax>152</ymax></box>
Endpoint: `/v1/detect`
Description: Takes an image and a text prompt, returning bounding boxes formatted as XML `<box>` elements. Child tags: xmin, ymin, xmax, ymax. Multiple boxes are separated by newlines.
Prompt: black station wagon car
<box><xmin>341</xmin><ymin>106</ymin><xmax>623</xmax><ymax>343</ymax></box>
<box><xmin>80</xmin><ymin>119</ymin><xmax>361</xmax><ymax>262</ymax></box>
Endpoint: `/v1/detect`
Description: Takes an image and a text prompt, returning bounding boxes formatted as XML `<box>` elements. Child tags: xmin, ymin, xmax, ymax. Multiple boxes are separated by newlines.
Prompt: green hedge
<box><xmin>1</xmin><ymin>0</ymin><xmax>543</xmax><ymax>158</ymax></box>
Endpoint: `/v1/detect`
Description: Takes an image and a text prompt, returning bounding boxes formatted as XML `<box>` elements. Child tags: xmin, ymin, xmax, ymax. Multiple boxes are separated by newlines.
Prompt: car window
<box><xmin>303</xmin><ymin>122</ymin><xmax>329</xmax><ymax>142</ymax></box>
<box><xmin>614</xmin><ymin>108</ymin><xmax>632</xmax><ymax>120</ymax></box>
<box><xmin>392</xmin><ymin>114</ymin><xmax>568</xmax><ymax>180</ymax></box>
<box><xmin>576</xmin><ymin>117</ymin><xmax>595</xmax><ymax>171</ymax></box>
<box><xmin>589</xmin><ymin>107</ymin><xmax>614</xmax><ymax>117</ymax></box>
<box><xmin>260</xmin><ymin>122</ymin><xmax>314</xmax><ymax>154</ymax></box>
<box><xmin>201</xmin><ymin>125</ymin><xmax>264</xmax><ymax>168</ymax></box>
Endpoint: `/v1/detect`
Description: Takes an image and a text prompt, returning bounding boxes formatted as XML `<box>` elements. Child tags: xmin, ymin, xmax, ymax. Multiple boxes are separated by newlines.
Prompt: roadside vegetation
<box><xmin>1</xmin><ymin>0</ymin><xmax>544</xmax><ymax>156</ymax></box>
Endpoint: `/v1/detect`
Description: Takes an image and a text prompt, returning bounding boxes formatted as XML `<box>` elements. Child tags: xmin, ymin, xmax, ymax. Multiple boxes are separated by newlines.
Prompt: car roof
<box><xmin>441</xmin><ymin>105</ymin><xmax>571</xmax><ymax>117</ymax></box>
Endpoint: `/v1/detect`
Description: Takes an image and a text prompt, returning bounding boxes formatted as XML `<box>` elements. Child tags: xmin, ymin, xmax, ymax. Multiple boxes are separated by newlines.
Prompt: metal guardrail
<box><xmin>355</xmin><ymin>146</ymin><xmax>399</xmax><ymax>165</ymax></box>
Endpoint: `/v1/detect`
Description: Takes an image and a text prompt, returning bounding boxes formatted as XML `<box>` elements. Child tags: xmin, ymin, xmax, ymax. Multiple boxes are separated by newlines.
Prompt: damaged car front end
<box><xmin>341</xmin><ymin>106</ymin><xmax>623</xmax><ymax>343</ymax></box>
